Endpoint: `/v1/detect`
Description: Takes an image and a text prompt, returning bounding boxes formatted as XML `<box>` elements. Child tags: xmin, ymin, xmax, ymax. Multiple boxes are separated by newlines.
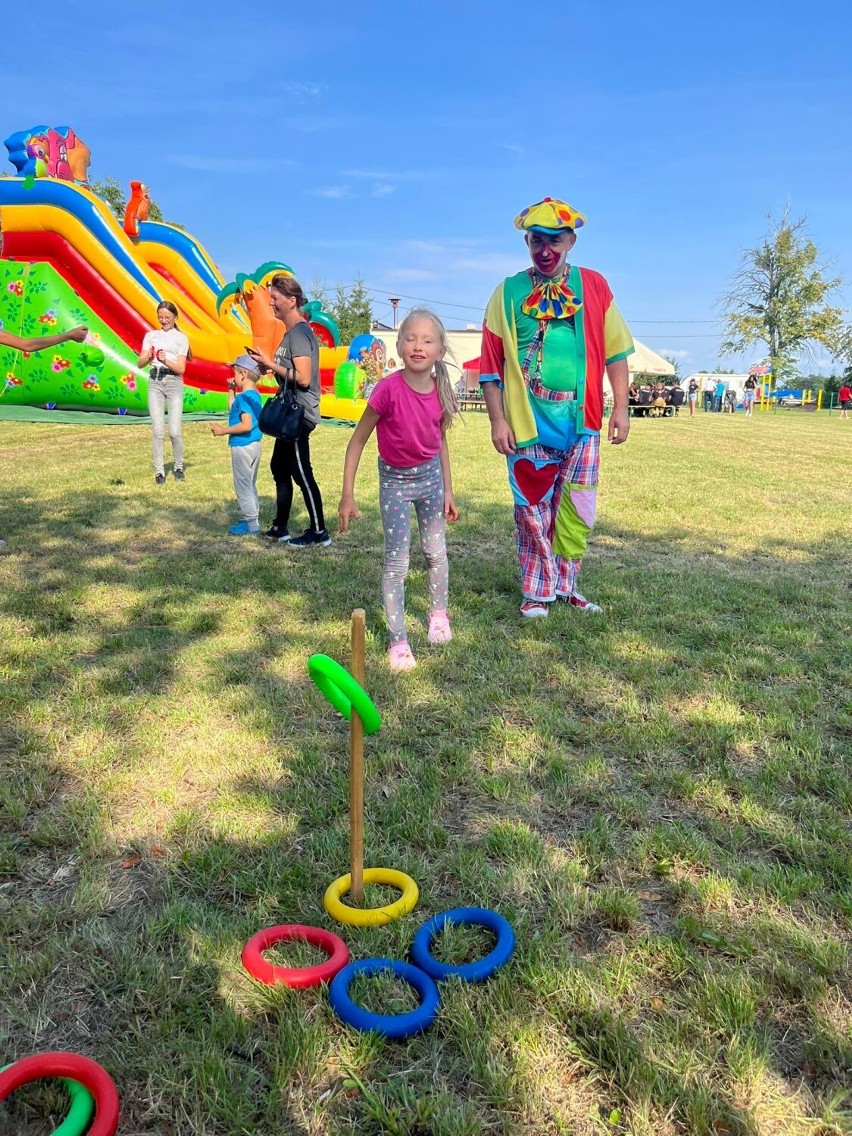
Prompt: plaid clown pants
<box><xmin>507</xmin><ymin>434</ymin><xmax>600</xmax><ymax>602</ymax></box>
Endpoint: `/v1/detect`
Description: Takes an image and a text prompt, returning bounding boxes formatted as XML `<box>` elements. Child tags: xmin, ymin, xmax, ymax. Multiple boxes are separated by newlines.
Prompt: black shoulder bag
<box><xmin>259</xmin><ymin>368</ymin><xmax>305</xmax><ymax>440</ymax></box>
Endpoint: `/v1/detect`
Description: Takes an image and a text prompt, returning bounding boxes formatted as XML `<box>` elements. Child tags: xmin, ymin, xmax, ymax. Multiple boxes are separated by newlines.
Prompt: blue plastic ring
<box><xmin>410</xmin><ymin>906</ymin><xmax>515</xmax><ymax>983</ymax></box>
<box><xmin>328</xmin><ymin>958</ymin><xmax>440</xmax><ymax>1039</ymax></box>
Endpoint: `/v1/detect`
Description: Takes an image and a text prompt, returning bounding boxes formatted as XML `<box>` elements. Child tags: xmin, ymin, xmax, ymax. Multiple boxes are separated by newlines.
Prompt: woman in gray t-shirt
<box><xmin>247</xmin><ymin>275</ymin><xmax>330</xmax><ymax>546</ymax></box>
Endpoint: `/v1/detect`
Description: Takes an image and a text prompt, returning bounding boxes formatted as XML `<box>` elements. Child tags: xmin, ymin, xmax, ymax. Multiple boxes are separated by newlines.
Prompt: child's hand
<box><xmin>444</xmin><ymin>494</ymin><xmax>459</xmax><ymax>523</ymax></box>
<box><xmin>210</xmin><ymin>424</ymin><xmax>226</xmax><ymax>437</ymax></box>
<box><xmin>338</xmin><ymin>497</ymin><xmax>361</xmax><ymax>533</ymax></box>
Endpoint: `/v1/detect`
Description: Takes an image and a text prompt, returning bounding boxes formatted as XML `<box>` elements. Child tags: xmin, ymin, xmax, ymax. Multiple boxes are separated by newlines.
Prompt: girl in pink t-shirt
<box><xmin>339</xmin><ymin>310</ymin><xmax>459</xmax><ymax>671</ymax></box>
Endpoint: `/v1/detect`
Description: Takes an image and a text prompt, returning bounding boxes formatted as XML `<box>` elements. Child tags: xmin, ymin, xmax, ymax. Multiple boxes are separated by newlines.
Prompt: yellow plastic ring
<box><xmin>323</xmin><ymin>867</ymin><xmax>419</xmax><ymax>927</ymax></box>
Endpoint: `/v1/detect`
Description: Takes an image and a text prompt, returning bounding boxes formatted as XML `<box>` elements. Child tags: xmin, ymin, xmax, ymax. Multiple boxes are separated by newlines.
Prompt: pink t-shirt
<box><xmin>368</xmin><ymin>370</ymin><xmax>443</xmax><ymax>467</ymax></box>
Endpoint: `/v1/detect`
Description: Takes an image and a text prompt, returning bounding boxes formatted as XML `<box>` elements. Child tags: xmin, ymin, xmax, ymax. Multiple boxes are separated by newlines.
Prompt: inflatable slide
<box><xmin>0</xmin><ymin>126</ymin><xmax>384</xmax><ymax>421</ymax></box>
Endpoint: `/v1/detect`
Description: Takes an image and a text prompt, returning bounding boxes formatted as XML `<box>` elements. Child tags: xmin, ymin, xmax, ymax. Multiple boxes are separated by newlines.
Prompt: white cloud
<box><xmin>655</xmin><ymin>347</ymin><xmax>692</xmax><ymax>360</ymax></box>
<box><xmin>343</xmin><ymin>168</ymin><xmax>428</xmax><ymax>181</ymax></box>
<box><xmin>169</xmin><ymin>155</ymin><xmax>297</xmax><ymax>174</ymax></box>
<box><xmin>385</xmin><ymin>268</ymin><xmax>441</xmax><ymax>283</ymax></box>
<box><xmin>284</xmin><ymin>82</ymin><xmax>326</xmax><ymax>101</ymax></box>
<box><xmin>310</xmin><ymin>186</ymin><xmax>350</xmax><ymax>199</ymax></box>
<box><xmin>372</xmin><ymin>184</ymin><xmax>395</xmax><ymax>197</ymax></box>
<box><xmin>502</xmin><ymin>143</ymin><xmax>524</xmax><ymax>155</ymax></box>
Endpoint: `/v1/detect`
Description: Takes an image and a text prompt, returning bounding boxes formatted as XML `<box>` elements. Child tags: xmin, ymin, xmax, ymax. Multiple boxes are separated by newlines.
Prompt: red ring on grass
<box><xmin>242</xmin><ymin>924</ymin><xmax>350</xmax><ymax>988</ymax></box>
<box><xmin>0</xmin><ymin>1052</ymin><xmax>119</xmax><ymax>1136</ymax></box>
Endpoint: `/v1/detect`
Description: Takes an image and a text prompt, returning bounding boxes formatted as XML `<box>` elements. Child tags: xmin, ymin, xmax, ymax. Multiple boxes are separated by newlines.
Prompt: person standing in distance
<box><xmin>246</xmin><ymin>276</ymin><xmax>330</xmax><ymax>547</ymax></box>
<box><xmin>138</xmin><ymin>301</ymin><xmax>189</xmax><ymax>485</ymax></box>
<box><xmin>479</xmin><ymin>197</ymin><xmax>634</xmax><ymax>618</ymax></box>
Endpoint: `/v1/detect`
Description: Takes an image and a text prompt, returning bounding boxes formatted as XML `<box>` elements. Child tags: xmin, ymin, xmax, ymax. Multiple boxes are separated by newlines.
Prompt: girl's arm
<box><xmin>137</xmin><ymin>337</ymin><xmax>154</xmax><ymax>367</ymax></box>
<box><xmin>160</xmin><ymin>346</ymin><xmax>188</xmax><ymax>376</ymax></box>
<box><xmin>1</xmin><ymin>327</ymin><xmax>88</xmax><ymax>353</ymax></box>
<box><xmin>439</xmin><ymin>433</ymin><xmax>459</xmax><ymax>522</ymax></box>
<box><xmin>338</xmin><ymin>406</ymin><xmax>379</xmax><ymax>532</ymax></box>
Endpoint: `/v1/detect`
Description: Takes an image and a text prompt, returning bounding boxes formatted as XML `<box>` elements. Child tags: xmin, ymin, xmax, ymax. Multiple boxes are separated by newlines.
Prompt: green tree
<box><xmin>712</xmin><ymin>365</ymin><xmax>736</xmax><ymax>373</ymax></box>
<box><xmin>90</xmin><ymin>176</ymin><xmax>127</xmax><ymax>218</ymax></box>
<box><xmin>325</xmin><ymin>278</ymin><xmax>373</xmax><ymax>344</ymax></box>
<box><xmin>720</xmin><ymin>207</ymin><xmax>845</xmax><ymax>387</ymax></box>
<box><xmin>662</xmin><ymin>354</ymin><xmax>682</xmax><ymax>381</ymax></box>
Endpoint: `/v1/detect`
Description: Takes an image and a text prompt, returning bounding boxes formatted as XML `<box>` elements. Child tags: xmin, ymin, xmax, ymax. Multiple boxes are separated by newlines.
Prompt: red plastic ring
<box><xmin>0</xmin><ymin>1052</ymin><xmax>119</xmax><ymax>1136</ymax></box>
<box><xmin>241</xmin><ymin>924</ymin><xmax>350</xmax><ymax>988</ymax></box>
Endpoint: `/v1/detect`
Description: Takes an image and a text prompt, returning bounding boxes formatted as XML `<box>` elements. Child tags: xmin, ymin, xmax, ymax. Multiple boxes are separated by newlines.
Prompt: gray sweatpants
<box><xmin>148</xmin><ymin>377</ymin><xmax>184</xmax><ymax>474</ymax></box>
<box><xmin>378</xmin><ymin>455</ymin><xmax>449</xmax><ymax>642</ymax></box>
<box><xmin>231</xmin><ymin>442</ymin><xmax>261</xmax><ymax>525</ymax></box>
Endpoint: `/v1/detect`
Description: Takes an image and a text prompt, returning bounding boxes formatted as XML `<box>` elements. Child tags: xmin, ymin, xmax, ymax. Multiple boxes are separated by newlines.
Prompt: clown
<box><xmin>479</xmin><ymin>197</ymin><xmax>634</xmax><ymax>617</ymax></box>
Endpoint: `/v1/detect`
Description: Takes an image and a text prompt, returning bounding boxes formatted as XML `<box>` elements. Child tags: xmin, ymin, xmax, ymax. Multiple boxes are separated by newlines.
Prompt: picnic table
<box><xmin>459</xmin><ymin>390</ymin><xmax>486</xmax><ymax>411</ymax></box>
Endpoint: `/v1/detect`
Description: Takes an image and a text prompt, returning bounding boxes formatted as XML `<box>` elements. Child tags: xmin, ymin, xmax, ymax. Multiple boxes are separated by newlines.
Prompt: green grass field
<box><xmin>0</xmin><ymin>409</ymin><xmax>849</xmax><ymax>1136</ymax></box>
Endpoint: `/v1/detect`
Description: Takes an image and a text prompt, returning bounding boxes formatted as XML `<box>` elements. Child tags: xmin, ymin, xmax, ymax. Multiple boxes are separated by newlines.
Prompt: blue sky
<box><xmin>3</xmin><ymin>0</ymin><xmax>850</xmax><ymax>374</ymax></box>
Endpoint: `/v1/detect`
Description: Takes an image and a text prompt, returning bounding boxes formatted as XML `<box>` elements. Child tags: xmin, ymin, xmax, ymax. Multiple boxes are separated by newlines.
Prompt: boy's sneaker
<box><xmin>228</xmin><ymin>521</ymin><xmax>260</xmax><ymax>535</ymax></box>
<box><xmin>264</xmin><ymin>524</ymin><xmax>290</xmax><ymax>541</ymax></box>
<box><xmin>173</xmin><ymin>468</ymin><xmax>185</xmax><ymax>481</ymax></box>
<box><xmin>155</xmin><ymin>473</ymin><xmax>166</xmax><ymax>486</ymax></box>
<box><xmin>289</xmin><ymin>528</ymin><xmax>332</xmax><ymax>548</ymax></box>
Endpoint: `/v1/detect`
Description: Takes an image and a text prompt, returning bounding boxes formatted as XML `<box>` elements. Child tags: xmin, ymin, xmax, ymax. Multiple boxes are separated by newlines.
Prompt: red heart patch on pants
<box><xmin>512</xmin><ymin>459</ymin><xmax>558</xmax><ymax>506</ymax></box>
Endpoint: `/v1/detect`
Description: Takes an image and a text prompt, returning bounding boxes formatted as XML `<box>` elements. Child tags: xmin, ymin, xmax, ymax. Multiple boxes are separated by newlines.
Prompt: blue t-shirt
<box><xmin>229</xmin><ymin>389</ymin><xmax>262</xmax><ymax>446</ymax></box>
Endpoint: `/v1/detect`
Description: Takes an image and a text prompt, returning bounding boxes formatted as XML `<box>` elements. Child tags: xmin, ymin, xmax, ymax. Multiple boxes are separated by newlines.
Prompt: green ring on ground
<box><xmin>0</xmin><ymin>1064</ymin><xmax>94</xmax><ymax>1136</ymax></box>
<box><xmin>307</xmin><ymin>654</ymin><xmax>382</xmax><ymax>735</ymax></box>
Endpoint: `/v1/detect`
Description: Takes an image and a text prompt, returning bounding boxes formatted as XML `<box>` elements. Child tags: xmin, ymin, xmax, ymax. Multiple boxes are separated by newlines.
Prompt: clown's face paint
<box><xmin>526</xmin><ymin>230</ymin><xmax>576</xmax><ymax>279</ymax></box>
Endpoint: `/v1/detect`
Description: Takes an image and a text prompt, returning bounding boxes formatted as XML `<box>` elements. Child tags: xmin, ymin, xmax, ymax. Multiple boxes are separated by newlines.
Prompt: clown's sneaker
<box><xmin>520</xmin><ymin>601</ymin><xmax>549</xmax><ymax>619</ymax></box>
<box><xmin>563</xmin><ymin>591</ymin><xmax>603</xmax><ymax>613</ymax></box>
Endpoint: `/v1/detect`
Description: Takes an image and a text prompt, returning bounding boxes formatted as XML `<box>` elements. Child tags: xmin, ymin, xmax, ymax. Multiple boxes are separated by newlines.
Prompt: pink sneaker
<box><xmin>427</xmin><ymin>610</ymin><xmax>452</xmax><ymax>644</ymax></box>
<box><xmin>520</xmin><ymin>601</ymin><xmax>549</xmax><ymax>619</ymax></box>
<box><xmin>388</xmin><ymin>640</ymin><xmax>416</xmax><ymax>671</ymax></box>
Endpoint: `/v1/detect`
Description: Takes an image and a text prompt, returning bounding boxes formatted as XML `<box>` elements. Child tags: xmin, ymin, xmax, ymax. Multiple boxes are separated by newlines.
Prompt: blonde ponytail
<box><xmin>434</xmin><ymin>359</ymin><xmax>458</xmax><ymax>429</ymax></box>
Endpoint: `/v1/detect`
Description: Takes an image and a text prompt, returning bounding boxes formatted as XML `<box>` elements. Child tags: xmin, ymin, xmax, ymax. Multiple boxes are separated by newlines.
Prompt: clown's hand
<box><xmin>490</xmin><ymin>417</ymin><xmax>516</xmax><ymax>456</ymax></box>
<box><xmin>608</xmin><ymin>407</ymin><xmax>630</xmax><ymax>445</ymax></box>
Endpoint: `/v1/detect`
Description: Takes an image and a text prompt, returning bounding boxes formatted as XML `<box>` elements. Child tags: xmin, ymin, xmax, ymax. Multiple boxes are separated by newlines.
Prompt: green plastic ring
<box><xmin>307</xmin><ymin>654</ymin><xmax>382</xmax><ymax>735</ymax></box>
<box><xmin>0</xmin><ymin>1064</ymin><xmax>94</xmax><ymax>1136</ymax></box>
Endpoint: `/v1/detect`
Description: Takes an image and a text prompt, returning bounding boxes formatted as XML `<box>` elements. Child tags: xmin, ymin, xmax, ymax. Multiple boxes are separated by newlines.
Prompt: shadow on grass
<box><xmin>0</xmin><ymin>475</ymin><xmax>849</xmax><ymax>1132</ymax></box>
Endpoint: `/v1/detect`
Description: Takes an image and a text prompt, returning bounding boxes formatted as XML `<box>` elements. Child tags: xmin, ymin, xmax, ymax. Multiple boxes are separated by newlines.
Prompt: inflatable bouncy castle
<box><xmin>0</xmin><ymin>125</ymin><xmax>383</xmax><ymax>421</ymax></box>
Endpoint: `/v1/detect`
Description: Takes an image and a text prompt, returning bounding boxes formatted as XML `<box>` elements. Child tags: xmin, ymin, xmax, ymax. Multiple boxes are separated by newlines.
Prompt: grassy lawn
<box><xmin>0</xmin><ymin>409</ymin><xmax>849</xmax><ymax>1135</ymax></box>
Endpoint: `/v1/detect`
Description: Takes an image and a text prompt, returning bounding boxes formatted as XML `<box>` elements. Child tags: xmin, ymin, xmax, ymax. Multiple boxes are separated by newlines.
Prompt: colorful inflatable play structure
<box><xmin>0</xmin><ymin>125</ymin><xmax>385</xmax><ymax>422</ymax></box>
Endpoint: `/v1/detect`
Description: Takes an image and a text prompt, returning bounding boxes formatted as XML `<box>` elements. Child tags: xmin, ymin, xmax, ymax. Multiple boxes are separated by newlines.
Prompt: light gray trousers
<box><xmin>378</xmin><ymin>456</ymin><xmax>449</xmax><ymax>642</ymax></box>
<box><xmin>148</xmin><ymin>377</ymin><xmax>184</xmax><ymax>473</ymax></box>
<box><xmin>231</xmin><ymin>442</ymin><xmax>261</xmax><ymax>525</ymax></box>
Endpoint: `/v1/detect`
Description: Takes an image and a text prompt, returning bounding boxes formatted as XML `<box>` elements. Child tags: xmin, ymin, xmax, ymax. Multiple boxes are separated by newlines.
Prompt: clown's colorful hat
<box><xmin>514</xmin><ymin>197</ymin><xmax>586</xmax><ymax>234</ymax></box>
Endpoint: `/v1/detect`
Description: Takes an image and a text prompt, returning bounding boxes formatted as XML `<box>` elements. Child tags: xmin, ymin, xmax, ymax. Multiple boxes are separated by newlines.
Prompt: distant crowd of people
<box><xmin>628</xmin><ymin>380</ymin><xmax>686</xmax><ymax>417</ymax></box>
<box><xmin>628</xmin><ymin>374</ymin><xmax>764</xmax><ymax>419</ymax></box>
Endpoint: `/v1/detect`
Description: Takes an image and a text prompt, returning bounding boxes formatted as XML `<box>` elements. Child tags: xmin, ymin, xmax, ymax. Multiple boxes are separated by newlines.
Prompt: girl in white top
<box><xmin>137</xmin><ymin>301</ymin><xmax>190</xmax><ymax>484</ymax></box>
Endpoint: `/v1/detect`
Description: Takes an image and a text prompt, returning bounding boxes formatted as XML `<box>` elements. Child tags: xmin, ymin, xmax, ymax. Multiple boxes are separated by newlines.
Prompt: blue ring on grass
<box><xmin>328</xmin><ymin>958</ymin><xmax>440</xmax><ymax>1038</ymax></box>
<box><xmin>410</xmin><ymin>907</ymin><xmax>515</xmax><ymax>982</ymax></box>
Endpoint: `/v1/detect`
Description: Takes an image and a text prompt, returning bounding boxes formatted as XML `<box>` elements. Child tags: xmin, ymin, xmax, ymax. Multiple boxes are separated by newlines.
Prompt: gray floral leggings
<box><xmin>378</xmin><ymin>456</ymin><xmax>449</xmax><ymax>643</ymax></box>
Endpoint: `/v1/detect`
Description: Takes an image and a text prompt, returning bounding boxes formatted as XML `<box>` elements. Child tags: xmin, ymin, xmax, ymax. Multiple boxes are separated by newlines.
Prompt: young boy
<box><xmin>210</xmin><ymin>355</ymin><xmax>264</xmax><ymax>534</ymax></box>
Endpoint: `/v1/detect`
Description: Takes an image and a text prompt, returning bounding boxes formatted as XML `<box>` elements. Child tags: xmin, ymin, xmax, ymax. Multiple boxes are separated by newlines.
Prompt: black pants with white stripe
<box><xmin>269</xmin><ymin>428</ymin><xmax>326</xmax><ymax>534</ymax></box>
